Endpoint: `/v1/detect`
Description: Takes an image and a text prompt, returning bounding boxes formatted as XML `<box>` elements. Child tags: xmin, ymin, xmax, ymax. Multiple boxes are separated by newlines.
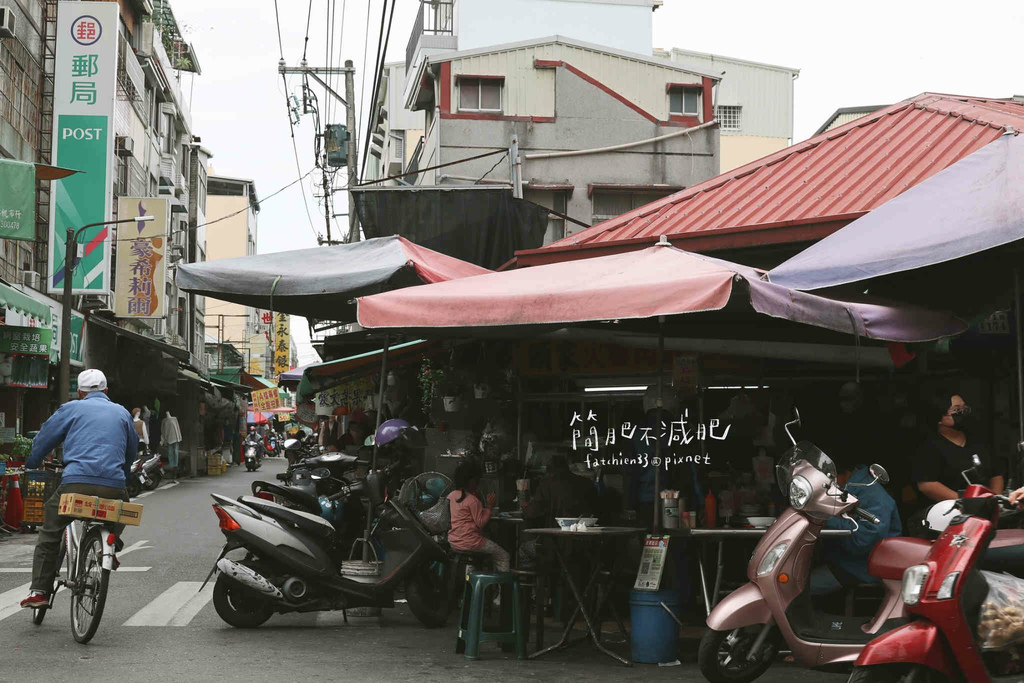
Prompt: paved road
<box><xmin>0</xmin><ymin>459</ymin><xmax>847</xmax><ymax>683</ymax></box>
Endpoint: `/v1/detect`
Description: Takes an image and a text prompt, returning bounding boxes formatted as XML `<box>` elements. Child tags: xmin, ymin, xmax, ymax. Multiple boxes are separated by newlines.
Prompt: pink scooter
<box><xmin>698</xmin><ymin>409</ymin><xmax>932</xmax><ymax>683</ymax></box>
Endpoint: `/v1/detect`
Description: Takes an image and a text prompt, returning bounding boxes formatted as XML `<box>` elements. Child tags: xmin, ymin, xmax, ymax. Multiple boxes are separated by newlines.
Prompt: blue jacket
<box><xmin>27</xmin><ymin>392</ymin><xmax>139</xmax><ymax>489</ymax></box>
<box><xmin>823</xmin><ymin>465</ymin><xmax>902</xmax><ymax>584</ymax></box>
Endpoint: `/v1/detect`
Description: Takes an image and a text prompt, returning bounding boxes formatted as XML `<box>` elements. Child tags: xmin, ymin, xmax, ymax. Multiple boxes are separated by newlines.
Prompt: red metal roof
<box><xmin>519</xmin><ymin>94</ymin><xmax>1024</xmax><ymax>265</ymax></box>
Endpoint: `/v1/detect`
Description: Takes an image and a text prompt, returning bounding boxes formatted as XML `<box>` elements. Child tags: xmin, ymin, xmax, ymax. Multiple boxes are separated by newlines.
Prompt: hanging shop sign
<box><xmin>0</xmin><ymin>327</ymin><xmax>53</xmax><ymax>356</ymax></box>
<box><xmin>252</xmin><ymin>386</ymin><xmax>281</xmax><ymax>412</ymax></box>
<box><xmin>7</xmin><ymin>285</ymin><xmax>87</xmax><ymax>366</ymax></box>
<box><xmin>0</xmin><ymin>159</ymin><xmax>36</xmax><ymax>241</ymax></box>
<box><xmin>47</xmin><ymin>2</ymin><xmax>119</xmax><ymax>294</ymax></box>
<box><xmin>273</xmin><ymin>313</ymin><xmax>290</xmax><ymax>378</ymax></box>
<box><xmin>314</xmin><ymin>378</ymin><xmax>374</xmax><ymax>416</ymax></box>
<box><xmin>114</xmin><ymin>197</ymin><xmax>169</xmax><ymax>318</ymax></box>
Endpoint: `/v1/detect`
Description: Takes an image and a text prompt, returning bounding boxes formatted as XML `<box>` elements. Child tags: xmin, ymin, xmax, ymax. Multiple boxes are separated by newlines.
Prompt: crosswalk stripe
<box><xmin>0</xmin><ymin>582</ymin><xmax>31</xmax><ymax>622</ymax></box>
<box><xmin>123</xmin><ymin>581</ymin><xmax>211</xmax><ymax>626</ymax></box>
<box><xmin>0</xmin><ymin>566</ymin><xmax>151</xmax><ymax>573</ymax></box>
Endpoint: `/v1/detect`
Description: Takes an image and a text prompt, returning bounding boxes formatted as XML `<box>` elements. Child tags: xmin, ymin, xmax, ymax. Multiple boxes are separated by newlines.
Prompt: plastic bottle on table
<box><xmin>704</xmin><ymin>490</ymin><xmax>717</xmax><ymax>529</ymax></box>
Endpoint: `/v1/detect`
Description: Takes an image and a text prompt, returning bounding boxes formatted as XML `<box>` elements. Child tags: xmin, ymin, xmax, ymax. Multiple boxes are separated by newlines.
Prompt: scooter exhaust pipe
<box><xmin>216</xmin><ymin>558</ymin><xmax>283</xmax><ymax>600</ymax></box>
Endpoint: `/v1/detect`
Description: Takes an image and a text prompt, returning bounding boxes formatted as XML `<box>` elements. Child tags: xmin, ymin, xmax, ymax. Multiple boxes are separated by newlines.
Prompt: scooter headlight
<box><xmin>937</xmin><ymin>571</ymin><xmax>960</xmax><ymax>601</ymax></box>
<box><xmin>902</xmin><ymin>564</ymin><xmax>930</xmax><ymax>605</ymax></box>
<box><xmin>789</xmin><ymin>476</ymin><xmax>813</xmax><ymax>510</ymax></box>
<box><xmin>757</xmin><ymin>542</ymin><xmax>789</xmax><ymax>577</ymax></box>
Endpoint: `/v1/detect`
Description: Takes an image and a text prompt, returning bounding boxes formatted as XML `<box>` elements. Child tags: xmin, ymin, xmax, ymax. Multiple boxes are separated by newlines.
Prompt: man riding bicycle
<box><xmin>20</xmin><ymin>369</ymin><xmax>138</xmax><ymax>609</ymax></box>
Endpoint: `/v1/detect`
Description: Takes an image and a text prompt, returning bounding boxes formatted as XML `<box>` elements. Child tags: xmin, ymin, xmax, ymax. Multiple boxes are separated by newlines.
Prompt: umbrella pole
<box><xmin>363</xmin><ymin>333</ymin><xmax>391</xmax><ymax>563</ymax></box>
<box><xmin>653</xmin><ymin>317</ymin><xmax>665</xmax><ymax>533</ymax></box>
<box><xmin>1016</xmin><ymin>269</ymin><xmax>1023</xmax><ymax>483</ymax></box>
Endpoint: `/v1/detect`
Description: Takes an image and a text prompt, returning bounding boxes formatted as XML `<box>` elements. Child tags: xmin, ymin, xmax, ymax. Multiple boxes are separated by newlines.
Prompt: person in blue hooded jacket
<box><xmin>20</xmin><ymin>369</ymin><xmax>138</xmax><ymax>609</ymax></box>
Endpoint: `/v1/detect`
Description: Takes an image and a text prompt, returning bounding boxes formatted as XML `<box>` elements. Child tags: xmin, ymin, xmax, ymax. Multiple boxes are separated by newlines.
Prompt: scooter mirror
<box><xmin>364</xmin><ymin>435</ymin><xmax>375</xmax><ymax>447</ymax></box>
<box><xmin>869</xmin><ymin>464</ymin><xmax>890</xmax><ymax>485</ymax></box>
<box><xmin>310</xmin><ymin>467</ymin><xmax>331</xmax><ymax>481</ymax></box>
<box><xmin>283</xmin><ymin>438</ymin><xmax>301</xmax><ymax>451</ymax></box>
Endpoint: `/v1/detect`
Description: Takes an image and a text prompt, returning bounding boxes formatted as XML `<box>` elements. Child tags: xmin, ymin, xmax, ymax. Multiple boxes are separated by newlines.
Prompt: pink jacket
<box><xmin>447</xmin><ymin>490</ymin><xmax>492</xmax><ymax>550</ymax></box>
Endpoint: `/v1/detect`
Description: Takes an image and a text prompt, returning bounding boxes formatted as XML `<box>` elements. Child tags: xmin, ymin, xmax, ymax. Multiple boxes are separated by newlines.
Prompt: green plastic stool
<box><xmin>455</xmin><ymin>572</ymin><xmax>526</xmax><ymax>660</ymax></box>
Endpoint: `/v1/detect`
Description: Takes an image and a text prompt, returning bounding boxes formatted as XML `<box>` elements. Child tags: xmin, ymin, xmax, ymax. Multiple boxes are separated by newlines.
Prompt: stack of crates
<box><xmin>206</xmin><ymin>453</ymin><xmax>223</xmax><ymax>476</ymax></box>
<box><xmin>21</xmin><ymin>469</ymin><xmax>59</xmax><ymax>526</ymax></box>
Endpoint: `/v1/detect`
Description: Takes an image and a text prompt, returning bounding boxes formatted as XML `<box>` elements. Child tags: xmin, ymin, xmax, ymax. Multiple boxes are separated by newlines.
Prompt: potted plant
<box><xmin>440</xmin><ymin>374</ymin><xmax>463</xmax><ymax>413</ymax></box>
<box><xmin>418</xmin><ymin>359</ymin><xmax>446</xmax><ymax>418</ymax></box>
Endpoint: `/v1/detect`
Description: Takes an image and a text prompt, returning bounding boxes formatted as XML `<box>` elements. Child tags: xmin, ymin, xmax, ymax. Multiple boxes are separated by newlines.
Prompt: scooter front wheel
<box><xmin>698</xmin><ymin>626</ymin><xmax>777</xmax><ymax>683</ymax></box>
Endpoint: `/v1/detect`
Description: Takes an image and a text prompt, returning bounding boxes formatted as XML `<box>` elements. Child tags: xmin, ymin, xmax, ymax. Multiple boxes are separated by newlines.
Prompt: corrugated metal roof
<box><xmin>525</xmin><ymin>94</ymin><xmax>1024</xmax><ymax>263</ymax></box>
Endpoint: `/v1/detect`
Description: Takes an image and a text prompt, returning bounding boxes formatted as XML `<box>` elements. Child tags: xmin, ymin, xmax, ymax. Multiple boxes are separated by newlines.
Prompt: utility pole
<box><xmin>344</xmin><ymin>59</ymin><xmax>360</xmax><ymax>243</ymax></box>
<box><xmin>277</xmin><ymin>61</ymin><xmax>358</xmax><ymax>244</ymax></box>
<box><xmin>510</xmin><ymin>135</ymin><xmax>523</xmax><ymax>199</ymax></box>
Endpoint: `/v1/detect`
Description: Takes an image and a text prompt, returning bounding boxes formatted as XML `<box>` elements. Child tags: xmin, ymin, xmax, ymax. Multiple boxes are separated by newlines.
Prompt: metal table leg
<box><xmin>698</xmin><ymin>542</ymin><xmax>712</xmax><ymax>616</ymax></box>
<box><xmin>711</xmin><ymin>540</ymin><xmax>725</xmax><ymax>609</ymax></box>
<box><xmin>529</xmin><ymin>540</ymin><xmax>632</xmax><ymax>666</ymax></box>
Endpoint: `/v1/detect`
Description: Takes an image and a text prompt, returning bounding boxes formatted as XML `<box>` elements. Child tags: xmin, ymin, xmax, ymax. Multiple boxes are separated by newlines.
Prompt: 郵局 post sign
<box><xmin>114</xmin><ymin>198</ymin><xmax>169</xmax><ymax>318</ymax></box>
<box><xmin>252</xmin><ymin>387</ymin><xmax>282</xmax><ymax>412</ymax></box>
<box><xmin>48</xmin><ymin>2</ymin><xmax>119</xmax><ymax>295</ymax></box>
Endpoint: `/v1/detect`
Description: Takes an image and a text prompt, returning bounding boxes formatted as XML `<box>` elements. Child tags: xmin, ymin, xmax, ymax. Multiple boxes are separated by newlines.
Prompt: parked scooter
<box><xmin>202</xmin><ymin>458</ymin><xmax>453</xmax><ymax>629</ymax></box>
<box><xmin>698</xmin><ymin>409</ymin><xmax>932</xmax><ymax>683</ymax></box>
<box><xmin>126</xmin><ymin>448</ymin><xmax>163</xmax><ymax>497</ymax></box>
<box><xmin>849</xmin><ymin>457</ymin><xmax>1024</xmax><ymax>683</ymax></box>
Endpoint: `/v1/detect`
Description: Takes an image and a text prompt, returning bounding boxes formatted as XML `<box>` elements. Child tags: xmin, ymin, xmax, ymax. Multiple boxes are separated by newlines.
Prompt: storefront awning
<box><xmin>89</xmin><ymin>316</ymin><xmax>189</xmax><ymax>361</ymax></box>
<box><xmin>0</xmin><ymin>282</ymin><xmax>51</xmax><ymax>325</ymax></box>
<box><xmin>770</xmin><ymin>132</ymin><xmax>1024</xmax><ymax>292</ymax></box>
<box><xmin>356</xmin><ymin>244</ymin><xmax>967</xmax><ymax>343</ymax></box>
<box><xmin>279</xmin><ymin>362</ymin><xmax>313</xmax><ymax>388</ymax></box>
<box><xmin>176</xmin><ymin>235</ymin><xmax>490</xmax><ymax>321</ymax></box>
<box><xmin>296</xmin><ymin>339</ymin><xmax>429</xmax><ymax>403</ymax></box>
<box><xmin>210</xmin><ymin>377</ymin><xmax>252</xmax><ymax>394</ymax></box>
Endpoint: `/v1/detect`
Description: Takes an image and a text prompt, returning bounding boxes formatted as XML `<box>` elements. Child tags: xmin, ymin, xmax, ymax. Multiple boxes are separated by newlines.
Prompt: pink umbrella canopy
<box><xmin>356</xmin><ymin>243</ymin><xmax>966</xmax><ymax>343</ymax></box>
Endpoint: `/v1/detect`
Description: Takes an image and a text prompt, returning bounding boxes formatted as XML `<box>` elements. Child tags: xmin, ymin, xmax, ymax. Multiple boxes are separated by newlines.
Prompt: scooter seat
<box><xmin>251</xmin><ymin>482</ymin><xmax>321</xmax><ymax>514</ymax></box>
<box><xmin>990</xmin><ymin>529</ymin><xmax>1024</xmax><ymax>549</ymax></box>
<box><xmin>237</xmin><ymin>496</ymin><xmax>335</xmax><ymax>539</ymax></box>
<box><xmin>869</xmin><ymin>537</ymin><xmax>932</xmax><ymax>580</ymax></box>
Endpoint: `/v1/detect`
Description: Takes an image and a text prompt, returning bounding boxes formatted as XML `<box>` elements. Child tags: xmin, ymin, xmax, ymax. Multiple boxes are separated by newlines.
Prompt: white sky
<box><xmin>173</xmin><ymin>0</ymin><xmax>1024</xmax><ymax>365</ymax></box>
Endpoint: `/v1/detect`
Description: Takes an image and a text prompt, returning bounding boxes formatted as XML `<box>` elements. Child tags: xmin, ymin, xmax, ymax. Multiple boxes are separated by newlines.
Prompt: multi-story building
<box><xmin>203</xmin><ymin>174</ymin><xmax>271</xmax><ymax>379</ymax></box>
<box><xmin>654</xmin><ymin>47</ymin><xmax>799</xmax><ymax>172</ymax></box>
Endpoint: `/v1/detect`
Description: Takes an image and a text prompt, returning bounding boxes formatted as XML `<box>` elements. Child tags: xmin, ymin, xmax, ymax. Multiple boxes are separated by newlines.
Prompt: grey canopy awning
<box><xmin>770</xmin><ymin>132</ymin><xmax>1024</xmax><ymax>291</ymax></box>
<box><xmin>175</xmin><ymin>235</ymin><xmax>489</xmax><ymax>320</ymax></box>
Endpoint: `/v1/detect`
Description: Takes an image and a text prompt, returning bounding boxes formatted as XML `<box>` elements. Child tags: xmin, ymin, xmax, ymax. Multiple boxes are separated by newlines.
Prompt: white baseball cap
<box><xmin>78</xmin><ymin>368</ymin><xmax>107</xmax><ymax>393</ymax></box>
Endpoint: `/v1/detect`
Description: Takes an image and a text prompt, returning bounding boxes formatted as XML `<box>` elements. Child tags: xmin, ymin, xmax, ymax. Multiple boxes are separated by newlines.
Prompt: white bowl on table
<box><xmin>746</xmin><ymin>516</ymin><xmax>775</xmax><ymax>529</ymax></box>
<box><xmin>556</xmin><ymin>517</ymin><xmax>598</xmax><ymax>530</ymax></box>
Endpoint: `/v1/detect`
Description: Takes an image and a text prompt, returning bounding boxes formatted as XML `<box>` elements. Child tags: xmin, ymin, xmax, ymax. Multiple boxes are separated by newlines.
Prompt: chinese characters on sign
<box><xmin>273</xmin><ymin>313</ymin><xmax>290</xmax><ymax>378</ymax></box>
<box><xmin>0</xmin><ymin>160</ymin><xmax>36</xmax><ymax>241</ymax></box>
<box><xmin>114</xmin><ymin>198</ymin><xmax>169</xmax><ymax>318</ymax></box>
<box><xmin>634</xmin><ymin>536</ymin><xmax>669</xmax><ymax>591</ymax></box>
<box><xmin>48</xmin><ymin>3</ymin><xmax>118</xmax><ymax>294</ymax></box>
<box><xmin>569</xmin><ymin>409</ymin><xmax>730</xmax><ymax>470</ymax></box>
<box><xmin>252</xmin><ymin>387</ymin><xmax>281</xmax><ymax>412</ymax></box>
<box><xmin>0</xmin><ymin>327</ymin><xmax>53</xmax><ymax>356</ymax></box>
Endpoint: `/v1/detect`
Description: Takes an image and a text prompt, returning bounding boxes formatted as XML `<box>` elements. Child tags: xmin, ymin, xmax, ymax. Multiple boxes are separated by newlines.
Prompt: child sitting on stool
<box><xmin>447</xmin><ymin>459</ymin><xmax>509</xmax><ymax>572</ymax></box>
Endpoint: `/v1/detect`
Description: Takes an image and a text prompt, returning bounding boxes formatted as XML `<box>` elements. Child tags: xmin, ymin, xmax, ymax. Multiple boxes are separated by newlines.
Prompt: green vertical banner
<box><xmin>0</xmin><ymin>159</ymin><xmax>36</xmax><ymax>241</ymax></box>
<box><xmin>47</xmin><ymin>2</ymin><xmax>118</xmax><ymax>294</ymax></box>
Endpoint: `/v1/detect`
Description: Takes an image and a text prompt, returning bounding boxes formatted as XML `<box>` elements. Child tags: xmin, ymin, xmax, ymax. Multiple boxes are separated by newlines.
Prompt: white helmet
<box><xmin>924</xmin><ymin>499</ymin><xmax>959</xmax><ymax>533</ymax></box>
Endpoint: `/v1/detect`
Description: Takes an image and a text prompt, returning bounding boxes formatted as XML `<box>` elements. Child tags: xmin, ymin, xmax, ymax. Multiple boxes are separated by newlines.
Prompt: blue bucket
<box><xmin>629</xmin><ymin>588</ymin><xmax>681</xmax><ymax>663</ymax></box>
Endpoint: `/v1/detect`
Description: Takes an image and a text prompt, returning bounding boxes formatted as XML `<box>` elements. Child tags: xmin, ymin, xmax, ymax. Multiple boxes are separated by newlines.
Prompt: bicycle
<box><xmin>31</xmin><ymin>462</ymin><xmax>119</xmax><ymax>644</ymax></box>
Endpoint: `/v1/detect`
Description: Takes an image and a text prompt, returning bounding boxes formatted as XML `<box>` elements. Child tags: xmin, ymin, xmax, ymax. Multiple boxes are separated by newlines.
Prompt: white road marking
<box><xmin>157</xmin><ymin>481</ymin><xmax>179</xmax><ymax>492</ymax></box>
<box><xmin>0</xmin><ymin>582</ymin><xmax>31</xmax><ymax>622</ymax></box>
<box><xmin>123</xmin><ymin>581</ymin><xmax>212</xmax><ymax>626</ymax></box>
<box><xmin>118</xmin><ymin>539</ymin><xmax>152</xmax><ymax>558</ymax></box>
<box><xmin>0</xmin><ymin>566</ymin><xmax>150</xmax><ymax>573</ymax></box>
<box><xmin>135</xmin><ymin>490</ymin><xmax>154</xmax><ymax>499</ymax></box>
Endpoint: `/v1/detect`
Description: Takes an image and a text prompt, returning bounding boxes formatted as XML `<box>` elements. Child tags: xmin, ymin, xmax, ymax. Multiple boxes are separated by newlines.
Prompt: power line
<box><xmin>356</xmin><ymin>0</ymin><xmax>374</xmax><ymax>161</ymax></box>
<box><xmin>271</xmin><ymin>0</ymin><xmax>285</xmax><ymax>60</ymax></box>
<box><xmin>476</xmin><ymin>152</ymin><xmax>509</xmax><ymax>184</ymax></box>
<box><xmin>356</xmin><ymin>148</ymin><xmax>507</xmax><ymax>186</ymax></box>
<box><xmin>301</xmin><ymin>0</ymin><xmax>313</xmax><ymax>62</ymax></box>
<box><xmin>360</xmin><ymin>0</ymin><xmax>395</xmax><ymax>181</ymax></box>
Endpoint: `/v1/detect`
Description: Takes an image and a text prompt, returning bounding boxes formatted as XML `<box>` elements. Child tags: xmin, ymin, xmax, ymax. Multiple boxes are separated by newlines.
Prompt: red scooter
<box><xmin>850</xmin><ymin>455</ymin><xmax>1024</xmax><ymax>683</ymax></box>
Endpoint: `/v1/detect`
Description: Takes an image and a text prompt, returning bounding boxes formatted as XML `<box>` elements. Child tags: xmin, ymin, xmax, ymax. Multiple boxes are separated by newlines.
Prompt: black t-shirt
<box><xmin>912</xmin><ymin>433</ymin><xmax>1004</xmax><ymax>494</ymax></box>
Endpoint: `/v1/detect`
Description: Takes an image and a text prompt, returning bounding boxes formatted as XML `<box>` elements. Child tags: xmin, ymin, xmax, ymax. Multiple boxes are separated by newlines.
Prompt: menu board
<box><xmin>634</xmin><ymin>535</ymin><xmax>670</xmax><ymax>591</ymax></box>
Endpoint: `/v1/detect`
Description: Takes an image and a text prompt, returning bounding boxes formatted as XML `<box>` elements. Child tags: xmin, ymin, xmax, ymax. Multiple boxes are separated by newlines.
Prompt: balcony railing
<box><xmin>406</xmin><ymin>0</ymin><xmax>455</xmax><ymax>72</ymax></box>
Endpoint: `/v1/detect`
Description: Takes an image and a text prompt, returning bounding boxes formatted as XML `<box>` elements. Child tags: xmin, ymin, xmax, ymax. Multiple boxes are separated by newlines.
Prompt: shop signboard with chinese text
<box><xmin>48</xmin><ymin>2</ymin><xmax>118</xmax><ymax>294</ymax></box>
<box><xmin>3</xmin><ymin>288</ymin><xmax>86</xmax><ymax>366</ymax></box>
<box><xmin>0</xmin><ymin>159</ymin><xmax>36</xmax><ymax>241</ymax></box>
<box><xmin>0</xmin><ymin>327</ymin><xmax>52</xmax><ymax>356</ymax></box>
<box><xmin>252</xmin><ymin>387</ymin><xmax>281</xmax><ymax>411</ymax></box>
<box><xmin>273</xmin><ymin>313</ymin><xmax>290</xmax><ymax>378</ymax></box>
<box><xmin>114</xmin><ymin>197</ymin><xmax>169</xmax><ymax>318</ymax></box>
<box><xmin>0</xmin><ymin>327</ymin><xmax>53</xmax><ymax>389</ymax></box>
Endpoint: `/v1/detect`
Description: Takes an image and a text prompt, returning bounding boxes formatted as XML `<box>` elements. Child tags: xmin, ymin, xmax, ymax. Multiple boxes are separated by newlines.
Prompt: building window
<box><xmin>592</xmin><ymin>190</ymin><xmax>674</xmax><ymax>223</ymax></box>
<box><xmin>715</xmin><ymin>105</ymin><xmax>742</xmax><ymax>132</ymax></box>
<box><xmin>668</xmin><ymin>86</ymin><xmax>700</xmax><ymax>116</ymax></box>
<box><xmin>458</xmin><ymin>78</ymin><xmax>502</xmax><ymax>113</ymax></box>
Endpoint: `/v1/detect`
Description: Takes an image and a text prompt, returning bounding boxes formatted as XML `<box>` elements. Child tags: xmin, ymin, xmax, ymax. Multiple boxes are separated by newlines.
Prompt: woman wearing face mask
<box><xmin>912</xmin><ymin>390</ymin><xmax>1005</xmax><ymax>504</ymax></box>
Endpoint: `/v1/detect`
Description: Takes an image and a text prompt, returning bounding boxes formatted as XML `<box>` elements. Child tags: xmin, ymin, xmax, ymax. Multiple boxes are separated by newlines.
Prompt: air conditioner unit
<box><xmin>0</xmin><ymin>8</ymin><xmax>16</xmax><ymax>39</ymax></box>
<box><xmin>116</xmin><ymin>136</ymin><xmax>135</xmax><ymax>158</ymax></box>
<box><xmin>21</xmin><ymin>271</ymin><xmax>41</xmax><ymax>290</ymax></box>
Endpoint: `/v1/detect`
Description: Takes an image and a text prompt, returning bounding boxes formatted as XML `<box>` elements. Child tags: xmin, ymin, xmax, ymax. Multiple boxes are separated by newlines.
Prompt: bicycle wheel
<box><xmin>70</xmin><ymin>527</ymin><xmax>110</xmax><ymax>643</ymax></box>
